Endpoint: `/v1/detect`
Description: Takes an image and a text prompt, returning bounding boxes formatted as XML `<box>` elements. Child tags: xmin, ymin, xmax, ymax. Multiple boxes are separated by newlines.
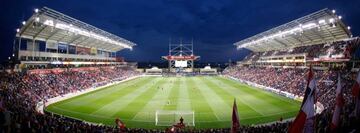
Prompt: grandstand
<box><xmin>234</xmin><ymin>8</ymin><xmax>356</xmax><ymax>68</ymax></box>
<box><xmin>15</xmin><ymin>7</ymin><xmax>136</xmax><ymax>69</ymax></box>
<box><xmin>227</xmin><ymin>8</ymin><xmax>360</xmax><ymax>132</ymax></box>
<box><xmin>0</xmin><ymin>5</ymin><xmax>359</xmax><ymax>133</ymax></box>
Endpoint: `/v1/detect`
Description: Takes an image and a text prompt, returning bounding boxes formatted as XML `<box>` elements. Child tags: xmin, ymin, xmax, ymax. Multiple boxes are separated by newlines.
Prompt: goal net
<box><xmin>155</xmin><ymin>110</ymin><xmax>195</xmax><ymax>126</ymax></box>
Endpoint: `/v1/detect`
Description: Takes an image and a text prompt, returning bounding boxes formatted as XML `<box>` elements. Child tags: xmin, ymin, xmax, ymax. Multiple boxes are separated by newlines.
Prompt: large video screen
<box><xmin>175</xmin><ymin>60</ymin><xmax>188</xmax><ymax>67</ymax></box>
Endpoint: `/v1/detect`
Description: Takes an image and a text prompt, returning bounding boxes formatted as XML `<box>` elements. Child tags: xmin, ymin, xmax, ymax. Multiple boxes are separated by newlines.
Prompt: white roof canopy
<box><xmin>234</xmin><ymin>8</ymin><xmax>352</xmax><ymax>52</ymax></box>
<box><xmin>16</xmin><ymin>7</ymin><xmax>136</xmax><ymax>52</ymax></box>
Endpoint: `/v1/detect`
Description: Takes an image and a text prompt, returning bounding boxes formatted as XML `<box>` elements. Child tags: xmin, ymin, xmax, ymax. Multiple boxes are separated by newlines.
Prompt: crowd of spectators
<box><xmin>223</xmin><ymin>66</ymin><xmax>355</xmax><ymax>109</ymax></box>
<box><xmin>0</xmin><ymin>66</ymin><xmax>142</xmax><ymax>132</ymax></box>
<box><xmin>223</xmin><ymin>65</ymin><xmax>359</xmax><ymax>132</ymax></box>
<box><xmin>242</xmin><ymin>37</ymin><xmax>360</xmax><ymax>63</ymax></box>
<box><xmin>0</xmin><ymin>63</ymin><xmax>359</xmax><ymax>132</ymax></box>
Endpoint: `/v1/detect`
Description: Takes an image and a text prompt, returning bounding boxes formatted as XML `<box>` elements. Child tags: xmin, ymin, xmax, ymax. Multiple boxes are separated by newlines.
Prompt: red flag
<box><xmin>352</xmin><ymin>72</ymin><xmax>360</xmax><ymax>118</ymax></box>
<box><xmin>231</xmin><ymin>99</ymin><xmax>240</xmax><ymax>133</ymax></box>
<box><xmin>352</xmin><ymin>72</ymin><xmax>360</xmax><ymax>97</ymax></box>
<box><xmin>330</xmin><ymin>74</ymin><xmax>344</xmax><ymax>131</ymax></box>
<box><xmin>288</xmin><ymin>67</ymin><xmax>316</xmax><ymax>133</ymax></box>
<box><xmin>115</xmin><ymin>118</ymin><xmax>126</xmax><ymax>129</ymax></box>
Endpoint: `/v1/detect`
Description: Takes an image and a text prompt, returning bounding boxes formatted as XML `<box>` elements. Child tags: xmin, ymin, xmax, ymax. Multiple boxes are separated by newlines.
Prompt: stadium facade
<box><xmin>0</xmin><ymin>6</ymin><xmax>359</xmax><ymax>133</ymax></box>
<box><xmin>234</xmin><ymin>8</ymin><xmax>358</xmax><ymax>69</ymax></box>
<box><xmin>14</xmin><ymin>7</ymin><xmax>136</xmax><ymax>69</ymax></box>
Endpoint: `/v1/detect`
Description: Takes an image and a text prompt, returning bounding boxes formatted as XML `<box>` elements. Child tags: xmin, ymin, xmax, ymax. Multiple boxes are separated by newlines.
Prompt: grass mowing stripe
<box><xmin>216</xmin><ymin>76</ymin><xmax>300</xmax><ymax>111</ymax></box>
<box><xmin>54</xmin><ymin>76</ymin><xmax>149</xmax><ymax>108</ymax></box>
<box><xmin>185</xmin><ymin>77</ymin><xmax>218</xmax><ymax>123</ymax></box>
<box><xmin>53</xmin><ymin>77</ymin><xmax>153</xmax><ymax>113</ymax></box>
<box><xmin>90</xmin><ymin>77</ymin><xmax>163</xmax><ymax>116</ymax></box>
<box><xmin>132</xmin><ymin>77</ymin><xmax>176</xmax><ymax>121</ymax></box>
<box><xmin>200</xmin><ymin>77</ymin><xmax>263</xmax><ymax>117</ymax></box>
<box><xmin>176</xmin><ymin>77</ymin><xmax>192</xmax><ymax>111</ymax></box>
<box><xmin>219</xmin><ymin>76</ymin><xmax>300</xmax><ymax>106</ymax></box>
<box><xmin>209</xmin><ymin>76</ymin><xmax>288</xmax><ymax>114</ymax></box>
<box><xmin>162</xmin><ymin>77</ymin><xmax>180</xmax><ymax>110</ymax></box>
<box><xmin>192</xmin><ymin>77</ymin><xmax>231</xmax><ymax>121</ymax></box>
<box><xmin>211</xmin><ymin>76</ymin><xmax>300</xmax><ymax>124</ymax></box>
<box><xmin>45</xmin><ymin>76</ymin><xmax>301</xmax><ymax>129</ymax></box>
<box><xmin>112</xmin><ymin>77</ymin><xmax>167</xmax><ymax>120</ymax></box>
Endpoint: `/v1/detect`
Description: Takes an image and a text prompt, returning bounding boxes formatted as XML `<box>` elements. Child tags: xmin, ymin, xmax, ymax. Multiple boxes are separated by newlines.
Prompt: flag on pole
<box><xmin>115</xmin><ymin>118</ymin><xmax>126</xmax><ymax>129</ymax></box>
<box><xmin>352</xmin><ymin>72</ymin><xmax>360</xmax><ymax>97</ymax></box>
<box><xmin>231</xmin><ymin>98</ymin><xmax>240</xmax><ymax>133</ymax></box>
<box><xmin>288</xmin><ymin>67</ymin><xmax>316</xmax><ymax>133</ymax></box>
<box><xmin>330</xmin><ymin>74</ymin><xmax>344</xmax><ymax>131</ymax></box>
<box><xmin>352</xmin><ymin>71</ymin><xmax>360</xmax><ymax>118</ymax></box>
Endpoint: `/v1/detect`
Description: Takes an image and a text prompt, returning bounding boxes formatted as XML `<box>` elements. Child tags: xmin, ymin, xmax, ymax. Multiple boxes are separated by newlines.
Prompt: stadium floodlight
<box><xmin>239</xmin><ymin>22</ymin><xmax>319</xmax><ymax>48</ymax></box>
<box><xmin>35</xmin><ymin>17</ymin><xmax>40</xmax><ymax>22</ymax></box>
<box><xmin>42</xmin><ymin>19</ymin><xmax>132</xmax><ymax>49</ymax></box>
<box><xmin>22</xmin><ymin>21</ymin><xmax>26</xmax><ymax>25</ymax></box>
<box><xmin>34</xmin><ymin>8</ymin><xmax>39</xmax><ymax>13</ymax></box>
<box><xmin>318</xmin><ymin>19</ymin><xmax>326</xmax><ymax>24</ymax></box>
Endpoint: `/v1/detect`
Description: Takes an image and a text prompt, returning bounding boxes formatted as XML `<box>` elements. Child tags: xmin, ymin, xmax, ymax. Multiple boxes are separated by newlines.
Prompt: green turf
<box><xmin>45</xmin><ymin>76</ymin><xmax>301</xmax><ymax>129</ymax></box>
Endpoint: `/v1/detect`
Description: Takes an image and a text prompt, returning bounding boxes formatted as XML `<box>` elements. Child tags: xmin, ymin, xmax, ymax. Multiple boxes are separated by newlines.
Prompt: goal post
<box><xmin>155</xmin><ymin>110</ymin><xmax>195</xmax><ymax>126</ymax></box>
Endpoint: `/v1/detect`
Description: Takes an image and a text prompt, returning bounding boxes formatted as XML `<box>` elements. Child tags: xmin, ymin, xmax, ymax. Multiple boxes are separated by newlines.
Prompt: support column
<box><xmin>32</xmin><ymin>38</ymin><xmax>35</xmax><ymax>61</ymax></box>
<box><xmin>18</xmin><ymin>37</ymin><xmax>22</xmax><ymax>60</ymax></box>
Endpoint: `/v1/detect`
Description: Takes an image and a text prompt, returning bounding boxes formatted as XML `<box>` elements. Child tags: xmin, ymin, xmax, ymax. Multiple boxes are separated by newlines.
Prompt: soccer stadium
<box><xmin>0</xmin><ymin>1</ymin><xmax>360</xmax><ymax>133</ymax></box>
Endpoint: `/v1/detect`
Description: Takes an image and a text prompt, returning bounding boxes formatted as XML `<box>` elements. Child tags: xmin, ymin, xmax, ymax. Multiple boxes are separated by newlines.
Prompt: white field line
<box><xmin>60</xmin><ymin>77</ymin><xmax>147</xmax><ymax>107</ymax></box>
<box><xmin>38</xmin><ymin>75</ymin><xmax>144</xmax><ymax>113</ymax></box>
<box><xmin>90</xmin><ymin>77</ymin><xmax>162</xmax><ymax>116</ymax></box>
<box><xmin>205</xmin><ymin>77</ymin><xmax>267</xmax><ymax>116</ymax></box>
<box><xmin>220</xmin><ymin>76</ymin><xmax>299</xmax><ymax>105</ymax></box>
<box><xmin>131</xmin><ymin>77</ymin><xmax>174</xmax><ymax>120</ymax></box>
<box><xmin>176</xmin><ymin>77</ymin><xmax>192</xmax><ymax>111</ymax></box>
<box><xmin>192</xmin><ymin>77</ymin><xmax>232</xmax><ymax>121</ymax></box>
<box><xmin>51</xmin><ymin>106</ymin><xmax>296</xmax><ymax>123</ymax></box>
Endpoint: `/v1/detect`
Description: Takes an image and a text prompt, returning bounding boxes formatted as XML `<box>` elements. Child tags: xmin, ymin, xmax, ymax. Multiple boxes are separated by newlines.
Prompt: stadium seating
<box><xmin>223</xmin><ymin>66</ymin><xmax>359</xmax><ymax>132</ymax></box>
<box><xmin>241</xmin><ymin>38</ymin><xmax>360</xmax><ymax>63</ymax></box>
<box><xmin>1</xmin><ymin>64</ymin><xmax>359</xmax><ymax>132</ymax></box>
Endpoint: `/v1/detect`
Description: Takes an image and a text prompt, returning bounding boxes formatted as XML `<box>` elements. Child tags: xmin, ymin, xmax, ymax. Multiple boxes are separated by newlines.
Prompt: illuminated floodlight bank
<box><xmin>234</xmin><ymin>8</ymin><xmax>352</xmax><ymax>52</ymax></box>
<box><xmin>17</xmin><ymin>7</ymin><xmax>136</xmax><ymax>52</ymax></box>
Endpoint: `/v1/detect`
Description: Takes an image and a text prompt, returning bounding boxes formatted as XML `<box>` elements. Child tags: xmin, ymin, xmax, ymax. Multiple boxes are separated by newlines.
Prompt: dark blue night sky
<box><xmin>0</xmin><ymin>0</ymin><xmax>359</xmax><ymax>63</ymax></box>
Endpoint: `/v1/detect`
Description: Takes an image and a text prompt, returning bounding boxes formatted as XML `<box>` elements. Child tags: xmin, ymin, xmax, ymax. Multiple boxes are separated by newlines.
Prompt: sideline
<box><xmin>36</xmin><ymin>74</ymin><xmax>147</xmax><ymax>114</ymax></box>
<box><xmin>221</xmin><ymin>75</ymin><xmax>324</xmax><ymax>114</ymax></box>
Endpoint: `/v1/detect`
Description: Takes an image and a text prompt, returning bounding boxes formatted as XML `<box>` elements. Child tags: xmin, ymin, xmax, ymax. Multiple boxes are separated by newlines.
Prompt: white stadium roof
<box><xmin>16</xmin><ymin>7</ymin><xmax>136</xmax><ymax>52</ymax></box>
<box><xmin>234</xmin><ymin>8</ymin><xmax>352</xmax><ymax>52</ymax></box>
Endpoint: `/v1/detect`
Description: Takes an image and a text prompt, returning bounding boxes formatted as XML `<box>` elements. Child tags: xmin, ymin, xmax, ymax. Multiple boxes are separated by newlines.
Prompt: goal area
<box><xmin>155</xmin><ymin>110</ymin><xmax>195</xmax><ymax>126</ymax></box>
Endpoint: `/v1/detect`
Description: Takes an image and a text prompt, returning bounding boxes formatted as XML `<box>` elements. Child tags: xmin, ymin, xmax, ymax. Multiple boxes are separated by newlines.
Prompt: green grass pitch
<box><xmin>46</xmin><ymin>76</ymin><xmax>301</xmax><ymax>129</ymax></box>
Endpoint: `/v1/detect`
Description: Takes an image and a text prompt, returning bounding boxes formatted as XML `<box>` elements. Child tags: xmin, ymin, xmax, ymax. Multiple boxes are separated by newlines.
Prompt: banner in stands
<box><xmin>90</xmin><ymin>47</ymin><xmax>97</xmax><ymax>55</ymax></box>
<box><xmin>46</xmin><ymin>41</ymin><xmax>58</xmax><ymax>50</ymax></box>
<box><xmin>116</xmin><ymin>57</ymin><xmax>124</xmax><ymax>62</ymax></box>
<box><xmin>68</xmin><ymin>45</ymin><xmax>76</xmax><ymax>54</ymax></box>
<box><xmin>76</xmin><ymin>47</ymin><xmax>90</xmax><ymax>55</ymax></box>
<box><xmin>58</xmin><ymin>43</ymin><xmax>68</xmax><ymax>54</ymax></box>
<box><xmin>104</xmin><ymin>51</ymin><xmax>110</xmax><ymax>57</ymax></box>
<box><xmin>70</xmin><ymin>67</ymin><xmax>100</xmax><ymax>72</ymax></box>
<box><xmin>27</xmin><ymin>40</ymin><xmax>40</xmax><ymax>51</ymax></box>
<box><xmin>28</xmin><ymin>68</ymin><xmax>65</xmax><ymax>74</ymax></box>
